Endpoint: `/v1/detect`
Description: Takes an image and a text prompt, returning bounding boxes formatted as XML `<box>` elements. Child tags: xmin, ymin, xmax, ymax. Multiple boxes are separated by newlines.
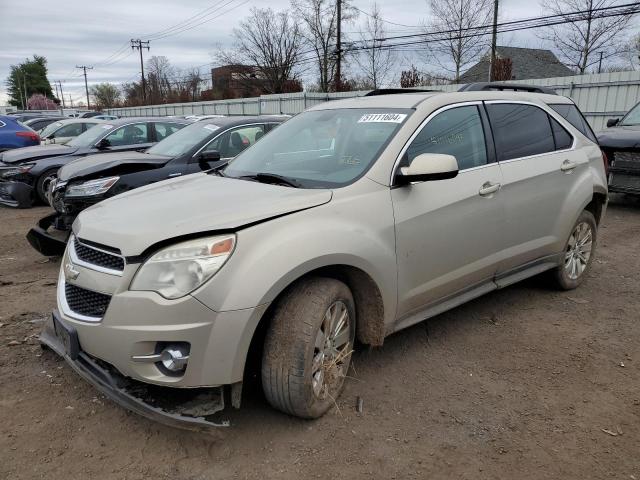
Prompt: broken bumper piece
<box><xmin>40</xmin><ymin>311</ymin><xmax>229</xmax><ymax>430</ymax></box>
<box><xmin>0</xmin><ymin>180</ymin><xmax>34</xmax><ymax>208</ymax></box>
<box><xmin>26</xmin><ymin>212</ymin><xmax>70</xmax><ymax>257</ymax></box>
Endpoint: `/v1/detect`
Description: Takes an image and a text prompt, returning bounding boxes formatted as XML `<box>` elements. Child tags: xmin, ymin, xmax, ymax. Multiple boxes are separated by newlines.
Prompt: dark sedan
<box><xmin>598</xmin><ymin>101</ymin><xmax>640</xmax><ymax>196</ymax></box>
<box><xmin>0</xmin><ymin>117</ymin><xmax>189</xmax><ymax>206</ymax></box>
<box><xmin>28</xmin><ymin>115</ymin><xmax>288</xmax><ymax>256</ymax></box>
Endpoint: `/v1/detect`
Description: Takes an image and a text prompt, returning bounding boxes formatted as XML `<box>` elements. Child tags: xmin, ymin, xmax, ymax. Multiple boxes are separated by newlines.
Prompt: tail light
<box><xmin>601</xmin><ymin>150</ymin><xmax>609</xmax><ymax>175</ymax></box>
<box><xmin>16</xmin><ymin>131</ymin><xmax>40</xmax><ymax>142</ymax></box>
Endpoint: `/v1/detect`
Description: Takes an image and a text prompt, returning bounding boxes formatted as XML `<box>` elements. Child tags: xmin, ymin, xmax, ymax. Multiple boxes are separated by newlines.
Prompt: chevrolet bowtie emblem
<box><xmin>64</xmin><ymin>261</ymin><xmax>80</xmax><ymax>281</ymax></box>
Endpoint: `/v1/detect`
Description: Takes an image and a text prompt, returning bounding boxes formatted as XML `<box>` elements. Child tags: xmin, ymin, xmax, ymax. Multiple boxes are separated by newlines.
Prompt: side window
<box><xmin>486</xmin><ymin>104</ymin><xmax>555</xmax><ymax>161</ymax></box>
<box><xmin>405</xmin><ymin>105</ymin><xmax>487</xmax><ymax>170</ymax></box>
<box><xmin>105</xmin><ymin>123</ymin><xmax>148</xmax><ymax>146</ymax></box>
<box><xmin>549</xmin><ymin>104</ymin><xmax>598</xmax><ymax>144</ymax></box>
<box><xmin>206</xmin><ymin>125</ymin><xmax>266</xmax><ymax>159</ymax></box>
<box><xmin>154</xmin><ymin>122</ymin><xmax>183</xmax><ymax>141</ymax></box>
<box><xmin>549</xmin><ymin>116</ymin><xmax>573</xmax><ymax>150</ymax></box>
<box><xmin>54</xmin><ymin>123</ymin><xmax>84</xmax><ymax>138</ymax></box>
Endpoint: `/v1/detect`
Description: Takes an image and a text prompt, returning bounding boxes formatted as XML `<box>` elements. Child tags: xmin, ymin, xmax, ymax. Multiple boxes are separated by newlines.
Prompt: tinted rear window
<box><xmin>550</xmin><ymin>116</ymin><xmax>573</xmax><ymax>150</ymax></box>
<box><xmin>486</xmin><ymin>104</ymin><xmax>555</xmax><ymax>161</ymax></box>
<box><xmin>549</xmin><ymin>104</ymin><xmax>598</xmax><ymax>144</ymax></box>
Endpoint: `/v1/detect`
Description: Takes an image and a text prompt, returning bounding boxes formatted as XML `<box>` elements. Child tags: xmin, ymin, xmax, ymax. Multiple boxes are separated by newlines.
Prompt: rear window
<box><xmin>549</xmin><ymin>104</ymin><xmax>598</xmax><ymax>144</ymax></box>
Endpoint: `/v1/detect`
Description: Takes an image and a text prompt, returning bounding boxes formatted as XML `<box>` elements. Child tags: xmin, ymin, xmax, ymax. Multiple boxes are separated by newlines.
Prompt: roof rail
<box><xmin>458</xmin><ymin>82</ymin><xmax>557</xmax><ymax>95</ymax></box>
<box><xmin>364</xmin><ymin>88</ymin><xmax>440</xmax><ymax>96</ymax></box>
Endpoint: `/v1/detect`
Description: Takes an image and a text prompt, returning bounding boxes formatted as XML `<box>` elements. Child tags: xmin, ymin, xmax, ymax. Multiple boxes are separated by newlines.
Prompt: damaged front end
<box><xmin>40</xmin><ymin>311</ymin><xmax>230</xmax><ymax>430</ymax></box>
<box><xmin>26</xmin><ymin>212</ymin><xmax>71</xmax><ymax>256</ymax></box>
<box><xmin>0</xmin><ymin>180</ymin><xmax>35</xmax><ymax>208</ymax></box>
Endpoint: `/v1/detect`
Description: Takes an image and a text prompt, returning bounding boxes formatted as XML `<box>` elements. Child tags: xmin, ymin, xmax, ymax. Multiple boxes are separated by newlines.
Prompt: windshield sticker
<box><xmin>203</xmin><ymin>124</ymin><xmax>220</xmax><ymax>132</ymax></box>
<box><xmin>101</xmin><ymin>124</ymin><xmax>114</xmax><ymax>129</ymax></box>
<box><xmin>358</xmin><ymin>113</ymin><xmax>407</xmax><ymax>124</ymax></box>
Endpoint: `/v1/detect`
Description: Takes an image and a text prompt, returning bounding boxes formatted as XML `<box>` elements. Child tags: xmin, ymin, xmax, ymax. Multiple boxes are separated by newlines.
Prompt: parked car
<box><xmin>39</xmin><ymin>118</ymin><xmax>104</xmax><ymax>145</ymax></box>
<box><xmin>28</xmin><ymin>116</ymin><xmax>287</xmax><ymax>256</ymax></box>
<box><xmin>0</xmin><ymin>117</ymin><xmax>189</xmax><ymax>207</ymax></box>
<box><xmin>598</xmin><ymin>101</ymin><xmax>640</xmax><ymax>195</ymax></box>
<box><xmin>22</xmin><ymin>116</ymin><xmax>67</xmax><ymax>132</ymax></box>
<box><xmin>0</xmin><ymin>115</ymin><xmax>40</xmax><ymax>152</ymax></box>
<box><xmin>40</xmin><ymin>86</ymin><xmax>607</xmax><ymax>428</ymax></box>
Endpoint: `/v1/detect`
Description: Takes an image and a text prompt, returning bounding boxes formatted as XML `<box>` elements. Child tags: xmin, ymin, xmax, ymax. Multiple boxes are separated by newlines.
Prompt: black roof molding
<box><xmin>458</xmin><ymin>82</ymin><xmax>557</xmax><ymax>95</ymax></box>
<box><xmin>364</xmin><ymin>88</ymin><xmax>440</xmax><ymax>96</ymax></box>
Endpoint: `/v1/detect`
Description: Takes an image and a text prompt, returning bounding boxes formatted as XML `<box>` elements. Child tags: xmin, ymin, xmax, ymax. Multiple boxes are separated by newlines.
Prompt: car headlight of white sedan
<box><xmin>130</xmin><ymin>235</ymin><xmax>236</xmax><ymax>299</ymax></box>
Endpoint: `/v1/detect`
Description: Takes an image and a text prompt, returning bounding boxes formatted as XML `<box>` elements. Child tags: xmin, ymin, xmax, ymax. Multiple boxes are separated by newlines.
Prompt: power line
<box><xmin>351</xmin><ymin>5</ymin><xmax>422</xmax><ymax>28</ymax></box>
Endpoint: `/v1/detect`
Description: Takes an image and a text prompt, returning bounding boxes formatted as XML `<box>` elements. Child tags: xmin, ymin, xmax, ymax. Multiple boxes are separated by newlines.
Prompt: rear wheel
<box><xmin>552</xmin><ymin>210</ymin><xmax>597</xmax><ymax>290</ymax></box>
<box><xmin>35</xmin><ymin>168</ymin><xmax>58</xmax><ymax>205</ymax></box>
<box><xmin>261</xmin><ymin>277</ymin><xmax>355</xmax><ymax>419</ymax></box>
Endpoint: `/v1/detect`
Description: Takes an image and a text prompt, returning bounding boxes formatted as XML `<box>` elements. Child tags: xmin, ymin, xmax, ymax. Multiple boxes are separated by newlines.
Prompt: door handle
<box><xmin>479</xmin><ymin>181</ymin><xmax>501</xmax><ymax>197</ymax></box>
<box><xmin>168</xmin><ymin>172</ymin><xmax>182</xmax><ymax>178</ymax></box>
<box><xmin>561</xmin><ymin>159</ymin><xmax>577</xmax><ymax>172</ymax></box>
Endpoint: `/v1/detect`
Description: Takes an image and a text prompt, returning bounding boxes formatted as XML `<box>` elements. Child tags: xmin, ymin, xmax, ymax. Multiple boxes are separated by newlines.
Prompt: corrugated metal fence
<box><xmin>107</xmin><ymin>70</ymin><xmax>640</xmax><ymax>131</ymax></box>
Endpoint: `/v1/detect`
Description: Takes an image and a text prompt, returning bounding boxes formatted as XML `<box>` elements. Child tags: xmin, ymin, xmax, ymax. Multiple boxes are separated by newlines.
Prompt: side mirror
<box><xmin>96</xmin><ymin>138</ymin><xmax>111</xmax><ymax>150</ymax></box>
<box><xmin>607</xmin><ymin>118</ymin><xmax>620</xmax><ymax>128</ymax></box>
<box><xmin>199</xmin><ymin>150</ymin><xmax>221</xmax><ymax>168</ymax></box>
<box><xmin>395</xmin><ymin>153</ymin><xmax>459</xmax><ymax>185</ymax></box>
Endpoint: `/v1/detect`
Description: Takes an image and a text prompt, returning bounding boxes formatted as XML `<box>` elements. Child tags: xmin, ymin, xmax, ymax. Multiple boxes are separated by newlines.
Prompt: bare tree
<box><xmin>539</xmin><ymin>0</ymin><xmax>635</xmax><ymax>73</ymax></box>
<box><xmin>291</xmin><ymin>0</ymin><xmax>357</xmax><ymax>92</ymax></box>
<box><xmin>146</xmin><ymin>56</ymin><xmax>176</xmax><ymax>103</ymax></box>
<box><xmin>90</xmin><ymin>83</ymin><xmax>120</xmax><ymax>109</ymax></box>
<box><xmin>423</xmin><ymin>0</ymin><xmax>493</xmax><ymax>82</ymax></box>
<box><xmin>352</xmin><ymin>3</ymin><xmax>396</xmax><ymax>89</ymax></box>
<box><xmin>219</xmin><ymin>8</ymin><xmax>303</xmax><ymax>94</ymax></box>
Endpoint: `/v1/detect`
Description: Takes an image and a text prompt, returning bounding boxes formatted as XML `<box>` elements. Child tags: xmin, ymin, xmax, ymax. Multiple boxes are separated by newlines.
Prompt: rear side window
<box><xmin>549</xmin><ymin>104</ymin><xmax>598</xmax><ymax>144</ymax></box>
<box><xmin>549</xmin><ymin>117</ymin><xmax>573</xmax><ymax>150</ymax></box>
<box><xmin>54</xmin><ymin>123</ymin><xmax>84</xmax><ymax>138</ymax></box>
<box><xmin>154</xmin><ymin>122</ymin><xmax>183</xmax><ymax>141</ymax></box>
<box><xmin>105</xmin><ymin>123</ymin><xmax>149</xmax><ymax>146</ymax></box>
<box><xmin>405</xmin><ymin>105</ymin><xmax>488</xmax><ymax>170</ymax></box>
<box><xmin>486</xmin><ymin>104</ymin><xmax>555</xmax><ymax>161</ymax></box>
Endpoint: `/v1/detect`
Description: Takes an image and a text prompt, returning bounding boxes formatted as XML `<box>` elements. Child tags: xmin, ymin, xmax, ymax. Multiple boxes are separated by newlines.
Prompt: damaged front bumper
<box><xmin>0</xmin><ymin>180</ymin><xmax>34</xmax><ymax>208</ymax></box>
<box><xmin>26</xmin><ymin>212</ymin><xmax>70</xmax><ymax>257</ymax></box>
<box><xmin>40</xmin><ymin>311</ymin><xmax>229</xmax><ymax>430</ymax></box>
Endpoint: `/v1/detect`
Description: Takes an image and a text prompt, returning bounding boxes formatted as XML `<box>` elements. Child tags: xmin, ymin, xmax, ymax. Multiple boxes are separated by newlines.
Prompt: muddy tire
<box><xmin>552</xmin><ymin>210</ymin><xmax>597</xmax><ymax>290</ymax></box>
<box><xmin>261</xmin><ymin>277</ymin><xmax>356</xmax><ymax>419</ymax></box>
<box><xmin>35</xmin><ymin>168</ymin><xmax>58</xmax><ymax>205</ymax></box>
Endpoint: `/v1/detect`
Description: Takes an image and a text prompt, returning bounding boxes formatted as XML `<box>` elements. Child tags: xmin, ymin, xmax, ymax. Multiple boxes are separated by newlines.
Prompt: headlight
<box><xmin>1</xmin><ymin>163</ymin><xmax>35</xmax><ymax>178</ymax></box>
<box><xmin>130</xmin><ymin>235</ymin><xmax>236</xmax><ymax>299</ymax></box>
<box><xmin>65</xmin><ymin>176</ymin><xmax>119</xmax><ymax>197</ymax></box>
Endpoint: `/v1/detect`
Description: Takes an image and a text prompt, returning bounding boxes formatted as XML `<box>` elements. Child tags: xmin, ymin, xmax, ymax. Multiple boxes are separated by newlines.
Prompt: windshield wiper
<box><xmin>239</xmin><ymin>173</ymin><xmax>302</xmax><ymax>188</ymax></box>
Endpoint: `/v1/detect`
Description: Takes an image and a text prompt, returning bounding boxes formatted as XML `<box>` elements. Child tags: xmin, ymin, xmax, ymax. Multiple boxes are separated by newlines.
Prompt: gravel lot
<box><xmin>1</xmin><ymin>200</ymin><xmax>639</xmax><ymax>480</ymax></box>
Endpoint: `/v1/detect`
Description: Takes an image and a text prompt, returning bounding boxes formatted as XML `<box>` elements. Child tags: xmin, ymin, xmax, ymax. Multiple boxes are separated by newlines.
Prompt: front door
<box><xmin>391</xmin><ymin>104</ymin><xmax>505</xmax><ymax>320</ymax></box>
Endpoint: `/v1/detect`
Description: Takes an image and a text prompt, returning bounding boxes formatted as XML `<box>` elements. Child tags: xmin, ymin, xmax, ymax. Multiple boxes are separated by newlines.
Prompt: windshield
<box><xmin>39</xmin><ymin>121</ymin><xmax>65</xmax><ymax>138</ymax></box>
<box><xmin>223</xmin><ymin>108</ymin><xmax>411</xmax><ymax>188</ymax></box>
<box><xmin>67</xmin><ymin>123</ymin><xmax>114</xmax><ymax>147</ymax></box>
<box><xmin>147</xmin><ymin>121</ymin><xmax>220</xmax><ymax>157</ymax></box>
<box><xmin>620</xmin><ymin>102</ymin><xmax>640</xmax><ymax>126</ymax></box>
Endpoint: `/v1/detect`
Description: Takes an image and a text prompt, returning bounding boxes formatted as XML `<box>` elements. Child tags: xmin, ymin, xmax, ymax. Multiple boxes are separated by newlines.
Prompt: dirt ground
<box><xmin>0</xmin><ymin>199</ymin><xmax>639</xmax><ymax>480</ymax></box>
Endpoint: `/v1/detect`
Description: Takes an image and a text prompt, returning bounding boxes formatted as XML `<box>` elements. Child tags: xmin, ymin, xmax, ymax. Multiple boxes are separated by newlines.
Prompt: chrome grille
<box><xmin>73</xmin><ymin>238</ymin><xmax>124</xmax><ymax>273</ymax></box>
<box><xmin>64</xmin><ymin>283</ymin><xmax>111</xmax><ymax>318</ymax></box>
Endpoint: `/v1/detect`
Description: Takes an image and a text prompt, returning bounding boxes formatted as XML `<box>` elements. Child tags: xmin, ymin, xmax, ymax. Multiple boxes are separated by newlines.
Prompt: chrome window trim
<box><xmin>390</xmin><ymin>101</ymin><xmax>486</xmax><ymax>184</ymax></box>
<box><xmin>69</xmin><ymin>235</ymin><xmax>125</xmax><ymax>277</ymax></box>
<box><xmin>58</xmin><ymin>277</ymin><xmax>103</xmax><ymax>323</ymax></box>
<box><xmin>192</xmin><ymin>122</ymin><xmax>266</xmax><ymax>159</ymax></box>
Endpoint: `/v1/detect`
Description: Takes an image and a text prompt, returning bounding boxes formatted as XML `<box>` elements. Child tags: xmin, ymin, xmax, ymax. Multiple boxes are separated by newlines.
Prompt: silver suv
<box><xmin>41</xmin><ymin>88</ymin><xmax>608</xmax><ymax>427</ymax></box>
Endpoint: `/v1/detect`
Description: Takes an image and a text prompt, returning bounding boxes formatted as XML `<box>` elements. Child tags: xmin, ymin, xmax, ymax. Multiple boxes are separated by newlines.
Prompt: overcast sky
<box><xmin>0</xmin><ymin>0</ymin><xmax>608</xmax><ymax>105</ymax></box>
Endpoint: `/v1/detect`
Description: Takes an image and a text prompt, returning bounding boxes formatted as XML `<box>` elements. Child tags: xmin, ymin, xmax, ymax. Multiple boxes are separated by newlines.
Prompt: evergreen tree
<box><xmin>6</xmin><ymin>55</ymin><xmax>54</xmax><ymax>108</ymax></box>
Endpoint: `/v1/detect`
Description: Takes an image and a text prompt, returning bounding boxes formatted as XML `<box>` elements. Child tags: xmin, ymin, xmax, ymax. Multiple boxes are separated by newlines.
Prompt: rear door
<box><xmin>391</xmin><ymin>103</ymin><xmax>506</xmax><ymax>319</ymax></box>
<box><xmin>485</xmin><ymin>101</ymin><xmax>590</xmax><ymax>275</ymax></box>
<box><xmin>101</xmin><ymin>122</ymin><xmax>153</xmax><ymax>152</ymax></box>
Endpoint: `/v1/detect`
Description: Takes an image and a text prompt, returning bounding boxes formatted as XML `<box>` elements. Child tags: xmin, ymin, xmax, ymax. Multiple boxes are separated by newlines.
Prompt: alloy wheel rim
<box><xmin>564</xmin><ymin>221</ymin><xmax>593</xmax><ymax>280</ymax></box>
<box><xmin>312</xmin><ymin>300</ymin><xmax>351</xmax><ymax>399</ymax></box>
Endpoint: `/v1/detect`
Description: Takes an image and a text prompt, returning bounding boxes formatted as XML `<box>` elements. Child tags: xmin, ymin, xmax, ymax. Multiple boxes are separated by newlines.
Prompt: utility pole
<box><xmin>76</xmin><ymin>65</ymin><xmax>93</xmax><ymax>109</ymax></box>
<box><xmin>334</xmin><ymin>0</ymin><xmax>342</xmax><ymax>92</ymax></box>
<box><xmin>68</xmin><ymin>95</ymin><xmax>74</xmax><ymax>108</ymax></box>
<box><xmin>598</xmin><ymin>51</ymin><xmax>603</xmax><ymax>73</ymax></box>
<box><xmin>489</xmin><ymin>0</ymin><xmax>499</xmax><ymax>81</ymax></box>
<box><xmin>131</xmin><ymin>39</ymin><xmax>150</xmax><ymax>103</ymax></box>
<box><xmin>53</xmin><ymin>83</ymin><xmax>62</xmax><ymax>113</ymax></box>
<box><xmin>22</xmin><ymin>72</ymin><xmax>28</xmax><ymax>110</ymax></box>
<box><xmin>56</xmin><ymin>81</ymin><xmax>66</xmax><ymax>109</ymax></box>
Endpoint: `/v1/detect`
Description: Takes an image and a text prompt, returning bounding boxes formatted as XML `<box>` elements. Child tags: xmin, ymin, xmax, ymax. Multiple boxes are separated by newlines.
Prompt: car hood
<box><xmin>0</xmin><ymin>144</ymin><xmax>77</xmax><ymax>164</ymax></box>
<box><xmin>59</xmin><ymin>151</ymin><xmax>171</xmax><ymax>181</ymax></box>
<box><xmin>74</xmin><ymin>174</ymin><xmax>333</xmax><ymax>256</ymax></box>
<box><xmin>597</xmin><ymin>125</ymin><xmax>640</xmax><ymax>149</ymax></box>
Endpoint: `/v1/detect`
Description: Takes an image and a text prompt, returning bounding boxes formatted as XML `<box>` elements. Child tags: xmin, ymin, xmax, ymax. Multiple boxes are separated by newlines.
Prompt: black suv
<box><xmin>28</xmin><ymin>115</ymin><xmax>288</xmax><ymax>256</ymax></box>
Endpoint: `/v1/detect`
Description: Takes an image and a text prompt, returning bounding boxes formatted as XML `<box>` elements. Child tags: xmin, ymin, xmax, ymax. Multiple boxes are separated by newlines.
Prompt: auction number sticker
<box><xmin>203</xmin><ymin>124</ymin><xmax>220</xmax><ymax>132</ymax></box>
<box><xmin>358</xmin><ymin>113</ymin><xmax>407</xmax><ymax>123</ymax></box>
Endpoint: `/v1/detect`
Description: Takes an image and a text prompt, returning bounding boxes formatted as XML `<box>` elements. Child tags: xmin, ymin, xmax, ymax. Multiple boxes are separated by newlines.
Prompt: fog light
<box><xmin>160</xmin><ymin>344</ymin><xmax>190</xmax><ymax>372</ymax></box>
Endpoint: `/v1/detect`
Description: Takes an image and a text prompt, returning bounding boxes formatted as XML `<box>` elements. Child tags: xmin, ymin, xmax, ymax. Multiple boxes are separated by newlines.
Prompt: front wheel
<box><xmin>552</xmin><ymin>210</ymin><xmax>597</xmax><ymax>290</ymax></box>
<box><xmin>261</xmin><ymin>277</ymin><xmax>356</xmax><ymax>419</ymax></box>
<box><xmin>35</xmin><ymin>168</ymin><xmax>58</xmax><ymax>205</ymax></box>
